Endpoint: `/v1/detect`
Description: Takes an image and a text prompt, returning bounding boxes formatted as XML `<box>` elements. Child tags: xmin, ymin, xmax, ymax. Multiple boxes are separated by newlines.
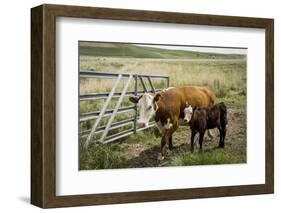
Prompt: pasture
<box><xmin>79</xmin><ymin>43</ymin><xmax>247</xmax><ymax>170</ymax></box>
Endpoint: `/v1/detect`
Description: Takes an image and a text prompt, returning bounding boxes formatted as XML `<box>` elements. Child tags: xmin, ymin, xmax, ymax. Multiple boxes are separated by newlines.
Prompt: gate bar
<box><xmin>80</xmin><ymin>106</ymin><xmax>135</xmax><ymax>122</ymax></box>
<box><xmin>100</xmin><ymin>75</ymin><xmax>133</xmax><ymax>143</ymax></box>
<box><xmin>139</xmin><ymin>76</ymin><xmax>147</xmax><ymax>92</ymax></box>
<box><xmin>84</xmin><ymin>74</ymin><xmax>122</xmax><ymax>146</ymax></box>
<box><xmin>80</xmin><ymin>118</ymin><xmax>134</xmax><ymax>138</ymax></box>
<box><xmin>133</xmin><ymin>74</ymin><xmax>138</xmax><ymax>134</ymax></box>
<box><xmin>147</xmin><ymin>76</ymin><xmax>155</xmax><ymax>93</ymax></box>
<box><xmin>80</xmin><ymin>70</ymin><xmax>169</xmax><ymax>80</ymax></box>
<box><xmin>80</xmin><ymin>90</ymin><xmax>162</xmax><ymax>101</ymax></box>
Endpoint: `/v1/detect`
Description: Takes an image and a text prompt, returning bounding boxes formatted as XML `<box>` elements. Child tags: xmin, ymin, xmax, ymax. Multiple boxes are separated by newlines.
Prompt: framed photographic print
<box><xmin>31</xmin><ymin>4</ymin><xmax>274</xmax><ymax>208</ymax></box>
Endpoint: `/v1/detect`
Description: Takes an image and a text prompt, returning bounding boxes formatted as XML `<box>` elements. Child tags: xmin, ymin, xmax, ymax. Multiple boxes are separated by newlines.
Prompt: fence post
<box><xmin>134</xmin><ymin>74</ymin><xmax>138</xmax><ymax>134</ymax></box>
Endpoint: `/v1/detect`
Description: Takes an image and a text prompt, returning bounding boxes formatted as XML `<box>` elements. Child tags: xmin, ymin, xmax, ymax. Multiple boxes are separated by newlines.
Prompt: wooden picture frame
<box><xmin>31</xmin><ymin>4</ymin><xmax>274</xmax><ymax>208</ymax></box>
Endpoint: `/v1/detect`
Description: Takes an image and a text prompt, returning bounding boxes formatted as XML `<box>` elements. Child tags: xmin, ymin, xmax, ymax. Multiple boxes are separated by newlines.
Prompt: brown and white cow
<box><xmin>129</xmin><ymin>86</ymin><xmax>216</xmax><ymax>160</ymax></box>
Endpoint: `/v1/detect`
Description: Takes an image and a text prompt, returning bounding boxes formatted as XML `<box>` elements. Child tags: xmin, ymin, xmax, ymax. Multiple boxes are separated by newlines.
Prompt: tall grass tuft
<box><xmin>79</xmin><ymin>141</ymin><xmax>129</xmax><ymax>170</ymax></box>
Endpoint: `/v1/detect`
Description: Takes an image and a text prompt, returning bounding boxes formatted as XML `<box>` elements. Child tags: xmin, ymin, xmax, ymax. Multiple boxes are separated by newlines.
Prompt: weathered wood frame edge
<box><xmin>31</xmin><ymin>4</ymin><xmax>274</xmax><ymax>208</ymax></box>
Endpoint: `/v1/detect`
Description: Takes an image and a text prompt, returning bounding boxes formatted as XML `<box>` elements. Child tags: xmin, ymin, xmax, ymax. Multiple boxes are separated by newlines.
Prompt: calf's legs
<box><xmin>218</xmin><ymin>126</ymin><xmax>226</xmax><ymax>148</ymax></box>
<box><xmin>199</xmin><ymin>132</ymin><xmax>205</xmax><ymax>151</ymax></box>
<box><xmin>190</xmin><ymin>130</ymin><xmax>205</xmax><ymax>152</ymax></box>
<box><xmin>190</xmin><ymin>131</ymin><xmax>196</xmax><ymax>153</ymax></box>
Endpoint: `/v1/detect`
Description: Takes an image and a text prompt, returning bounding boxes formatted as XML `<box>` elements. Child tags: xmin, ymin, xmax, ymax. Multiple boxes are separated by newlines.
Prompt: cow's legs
<box><xmin>158</xmin><ymin>119</ymin><xmax>178</xmax><ymax>160</ymax></box>
<box><xmin>190</xmin><ymin>130</ymin><xmax>196</xmax><ymax>153</ymax></box>
<box><xmin>158</xmin><ymin>133</ymin><xmax>169</xmax><ymax>160</ymax></box>
<box><xmin>218</xmin><ymin>126</ymin><xmax>226</xmax><ymax>148</ymax></box>
<box><xmin>199</xmin><ymin>132</ymin><xmax>205</xmax><ymax>151</ymax></box>
<box><xmin>169</xmin><ymin>120</ymin><xmax>178</xmax><ymax>150</ymax></box>
<box><xmin>168</xmin><ymin>136</ymin><xmax>173</xmax><ymax>150</ymax></box>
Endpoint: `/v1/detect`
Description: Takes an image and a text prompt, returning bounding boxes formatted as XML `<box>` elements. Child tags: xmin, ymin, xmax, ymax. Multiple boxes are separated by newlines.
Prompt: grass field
<box><xmin>79</xmin><ymin>42</ymin><xmax>247</xmax><ymax>170</ymax></box>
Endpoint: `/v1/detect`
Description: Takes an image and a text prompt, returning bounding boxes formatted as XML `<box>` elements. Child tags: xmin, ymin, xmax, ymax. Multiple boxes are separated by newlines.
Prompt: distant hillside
<box><xmin>79</xmin><ymin>42</ymin><xmax>245</xmax><ymax>59</ymax></box>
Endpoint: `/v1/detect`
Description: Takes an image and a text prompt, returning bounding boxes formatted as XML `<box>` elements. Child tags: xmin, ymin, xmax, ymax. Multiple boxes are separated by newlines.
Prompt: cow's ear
<box><xmin>129</xmin><ymin>97</ymin><xmax>139</xmax><ymax>104</ymax></box>
<box><xmin>153</xmin><ymin>93</ymin><xmax>162</xmax><ymax>102</ymax></box>
<box><xmin>193</xmin><ymin>105</ymin><xmax>198</xmax><ymax>111</ymax></box>
<box><xmin>129</xmin><ymin>96</ymin><xmax>140</xmax><ymax>104</ymax></box>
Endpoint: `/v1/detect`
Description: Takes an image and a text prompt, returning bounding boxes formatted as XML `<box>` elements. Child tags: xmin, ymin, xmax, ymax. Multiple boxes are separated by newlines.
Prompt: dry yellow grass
<box><xmin>80</xmin><ymin>56</ymin><xmax>246</xmax><ymax>97</ymax></box>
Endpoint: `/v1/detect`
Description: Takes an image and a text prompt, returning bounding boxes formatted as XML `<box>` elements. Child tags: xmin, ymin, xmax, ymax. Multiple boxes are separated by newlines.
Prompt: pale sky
<box><xmin>136</xmin><ymin>44</ymin><xmax>247</xmax><ymax>55</ymax></box>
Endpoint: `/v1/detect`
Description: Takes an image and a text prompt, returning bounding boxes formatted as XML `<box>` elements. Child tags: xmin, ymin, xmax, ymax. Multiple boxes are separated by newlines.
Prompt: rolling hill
<box><xmin>79</xmin><ymin>42</ymin><xmax>245</xmax><ymax>59</ymax></box>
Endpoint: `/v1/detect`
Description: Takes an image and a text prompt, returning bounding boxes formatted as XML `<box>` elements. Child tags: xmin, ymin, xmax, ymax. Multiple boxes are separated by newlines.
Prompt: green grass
<box><xmin>80</xmin><ymin>127</ymin><xmax>246</xmax><ymax>170</ymax></box>
<box><xmin>79</xmin><ymin>129</ymin><xmax>159</xmax><ymax>170</ymax></box>
<box><xmin>219</xmin><ymin>94</ymin><xmax>246</xmax><ymax>109</ymax></box>
<box><xmin>79</xmin><ymin>141</ymin><xmax>129</xmax><ymax>170</ymax></box>
<box><xmin>125</xmin><ymin>130</ymin><xmax>161</xmax><ymax>146</ymax></box>
<box><xmin>80</xmin><ymin>137</ymin><xmax>246</xmax><ymax>170</ymax></box>
<box><xmin>169</xmin><ymin>147</ymin><xmax>246</xmax><ymax>166</ymax></box>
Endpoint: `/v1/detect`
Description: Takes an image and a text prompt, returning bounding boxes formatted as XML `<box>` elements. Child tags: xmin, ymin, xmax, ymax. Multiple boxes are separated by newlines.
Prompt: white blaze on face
<box><xmin>183</xmin><ymin>105</ymin><xmax>193</xmax><ymax>123</ymax></box>
<box><xmin>136</xmin><ymin>93</ymin><xmax>156</xmax><ymax>127</ymax></box>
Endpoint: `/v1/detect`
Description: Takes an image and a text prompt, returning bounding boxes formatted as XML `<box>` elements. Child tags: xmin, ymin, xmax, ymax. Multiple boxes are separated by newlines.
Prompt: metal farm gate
<box><xmin>80</xmin><ymin>71</ymin><xmax>169</xmax><ymax>146</ymax></box>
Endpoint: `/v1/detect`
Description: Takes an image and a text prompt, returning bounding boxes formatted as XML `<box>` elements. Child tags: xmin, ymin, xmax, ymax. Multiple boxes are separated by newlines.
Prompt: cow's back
<box><xmin>200</xmin><ymin>87</ymin><xmax>216</xmax><ymax>106</ymax></box>
<box><xmin>179</xmin><ymin>86</ymin><xmax>215</xmax><ymax>107</ymax></box>
<box><xmin>154</xmin><ymin>86</ymin><xmax>215</xmax><ymax>123</ymax></box>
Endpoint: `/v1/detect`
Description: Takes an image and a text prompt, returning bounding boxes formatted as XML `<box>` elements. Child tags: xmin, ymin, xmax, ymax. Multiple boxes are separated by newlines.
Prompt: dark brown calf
<box><xmin>187</xmin><ymin>102</ymin><xmax>227</xmax><ymax>152</ymax></box>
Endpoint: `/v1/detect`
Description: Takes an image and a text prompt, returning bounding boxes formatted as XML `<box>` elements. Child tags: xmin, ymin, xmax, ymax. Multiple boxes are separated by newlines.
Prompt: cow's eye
<box><xmin>147</xmin><ymin>106</ymin><xmax>152</xmax><ymax>111</ymax></box>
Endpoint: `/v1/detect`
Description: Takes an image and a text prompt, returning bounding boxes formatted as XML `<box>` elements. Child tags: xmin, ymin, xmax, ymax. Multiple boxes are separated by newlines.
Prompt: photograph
<box><xmin>79</xmin><ymin>41</ymin><xmax>247</xmax><ymax>170</ymax></box>
<box><xmin>30</xmin><ymin>4</ymin><xmax>274</xmax><ymax>208</ymax></box>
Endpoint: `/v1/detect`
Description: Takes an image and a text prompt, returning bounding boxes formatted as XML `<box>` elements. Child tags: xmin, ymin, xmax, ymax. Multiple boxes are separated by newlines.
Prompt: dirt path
<box><xmin>123</xmin><ymin>108</ymin><xmax>246</xmax><ymax>168</ymax></box>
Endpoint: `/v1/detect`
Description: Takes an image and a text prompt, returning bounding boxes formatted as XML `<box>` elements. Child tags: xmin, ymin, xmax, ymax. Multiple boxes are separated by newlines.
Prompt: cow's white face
<box><xmin>129</xmin><ymin>93</ymin><xmax>157</xmax><ymax>128</ymax></box>
<box><xmin>183</xmin><ymin>104</ymin><xmax>193</xmax><ymax>123</ymax></box>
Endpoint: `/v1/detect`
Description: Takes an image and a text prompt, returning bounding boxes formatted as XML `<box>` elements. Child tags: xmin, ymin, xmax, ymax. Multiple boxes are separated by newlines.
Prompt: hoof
<box><xmin>166</xmin><ymin>149</ymin><xmax>171</xmax><ymax>155</ymax></box>
<box><xmin>157</xmin><ymin>153</ymin><xmax>165</xmax><ymax>161</ymax></box>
